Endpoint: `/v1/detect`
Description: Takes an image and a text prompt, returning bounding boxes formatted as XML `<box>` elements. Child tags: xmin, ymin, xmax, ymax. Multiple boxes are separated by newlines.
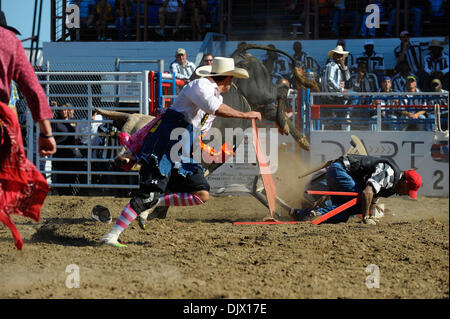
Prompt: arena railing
<box><xmin>30</xmin><ymin>71</ymin><xmax>151</xmax><ymax>194</ymax></box>
<box><xmin>307</xmin><ymin>91</ymin><xmax>449</xmax><ymax>134</ymax></box>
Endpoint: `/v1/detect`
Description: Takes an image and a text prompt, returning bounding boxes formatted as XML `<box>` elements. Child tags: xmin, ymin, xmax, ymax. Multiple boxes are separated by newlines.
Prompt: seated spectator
<box><xmin>330</xmin><ymin>0</ymin><xmax>362</xmax><ymax>38</ymax></box>
<box><xmin>170</xmin><ymin>48</ymin><xmax>196</xmax><ymax>84</ymax></box>
<box><xmin>392</xmin><ymin>61</ymin><xmax>417</xmax><ymax>92</ymax></box>
<box><xmin>360</xmin><ymin>0</ymin><xmax>387</xmax><ymax>38</ymax></box>
<box><xmin>68</xmin><ymin>0</ymin><xmax>96</xmax><ymax>38</ymax></box>
<box><xmin>423</xmin><ymin>39</ymin><xmax>449</xmax><ymax>91</ymax></box>
<box><xmin>51</xmin><ymin>102</ymin><xmax>79</xmax><ymax>195</ymax></box>
<box><xmin>114</xmin><ymin>0</ymin><xmax>133</xmax><ymax>40</ymax></box>
<box><xmin>385</xmin><ymin>1</ymin><xmax>425</xmax><ymax>37</ymax></box>
<box><xmin>93</xmin><ymin>0</ymin><xmax>114</xmax><ymax>40</ymax></box>
<box><xmin>156</xmin><ymin>0</ymin><xmax>186</xmax><ymax>37</ymax></box>
<box><xmin>189</xmin><ymin>52</ymin><xmax>213</xmax><ymax>81</ymax></box>
<box><xmin>356</xmin><ymin>39</ymin><xmax>385</xmax><ymax>83</ymax></box>
<box><xmin>188</xmin><ymin>0</ymin><xmax>207</xmax><ymax>40</ymax></box>
<box><xmin>348</xmin><ymin>61</ymin><xmax>379</xmax><ymax>93</ymax></box>
<box><xmin>347</xmin><ymin>61</ymin><xmax>379</xmax><ymax>129</ymax></box>
<box><xmin>400</xmin><ymin>76</ymin><xmax>431</xmax><ymax>131</ymax></box>
<box><xmin>292</xmin><ymin>41</ymin><xmax>321</xmax><ymax>81</ymax></box>
<box><xmin>428</xmin><ymin>78</ymin><xmax>448</xmax><ymax>131</ymax></box>
<box><xmin>371</xmin><ymin>76</ymin><xmax>400</xmax><ymax>131</ymax></box>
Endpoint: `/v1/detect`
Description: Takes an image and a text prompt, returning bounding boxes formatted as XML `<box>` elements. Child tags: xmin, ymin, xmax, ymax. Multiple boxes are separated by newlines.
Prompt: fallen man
<box><xmin>289</xmin><ymin>154</ymin><xmax>422</xmax><ymax>225</ymax></box>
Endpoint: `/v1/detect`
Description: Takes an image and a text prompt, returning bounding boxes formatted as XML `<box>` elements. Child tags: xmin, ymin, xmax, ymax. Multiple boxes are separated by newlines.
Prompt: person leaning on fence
<box><xmin>170</xmin><ymin>48</ymin><xmax>196</xmax><ymax>85</ymax></box>
<box><xmin>99</xmin><ymin>57</ymin><xmax>262</xmax><ymax>247</ymax></box>
<box><xmin>289</xmin><ymin>154</ymin><xmax>422</xmax><ymax>225</ymax></box>
<box><xmin>400</xmin><ymin>75</ymin><xmax>432</xmax><ymax>131</ymax></box>
<box><xmin>392</xmin><ymin>61</ymin><xmax>417</xmax><ymax>92</ymax></box>
<box><xmin>0</xmin><ymin>14</ymin><xmax>57</xmax><ymax>250</ymax></box>
<box><xmin>321</xmin><ymin>45</ymin><xmax>351</xmax><ymax>130</ymax></box>
<box><xmin>429</xmin><ymin>78</ymin><xmax>449</xmax><ymax>131</ymax></box>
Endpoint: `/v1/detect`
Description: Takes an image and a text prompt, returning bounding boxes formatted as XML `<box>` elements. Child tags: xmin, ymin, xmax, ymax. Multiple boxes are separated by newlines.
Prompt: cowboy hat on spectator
<box><xmin>328</xmin><ymin>45</ymin><xmax>349</xmax><ymax>59</ymax></box>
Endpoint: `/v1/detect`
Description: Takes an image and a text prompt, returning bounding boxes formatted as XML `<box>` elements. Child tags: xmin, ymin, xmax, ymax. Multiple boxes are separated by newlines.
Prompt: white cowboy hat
<box><xmin>327</xmin><ymin>45</ymin><xmax>349</xmax><ymax>59</ymax></box>
<box><xmin>195</xmin><ymin>57</ymin><xmax>249</xmax><ymax>79</ymax></box>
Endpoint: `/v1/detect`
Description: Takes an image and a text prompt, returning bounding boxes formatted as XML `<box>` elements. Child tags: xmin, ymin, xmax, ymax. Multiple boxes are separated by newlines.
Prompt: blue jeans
<box><xmin>331</xmin><ymin>9</ymin><xmax>362</xmax><ymax>37</ymax></box>
<box><xmin>314</xmin><ymin>161</ymin><xmax>362</xmax><ymax>223</ymax></box>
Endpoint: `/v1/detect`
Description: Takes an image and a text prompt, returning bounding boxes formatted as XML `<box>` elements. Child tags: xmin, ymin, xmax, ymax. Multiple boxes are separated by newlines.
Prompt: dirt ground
<box><xmin>0</xmin><ymin>193</ymin><xmax>448</xmax><ymax>300</ymax></box>
<box><xmin>0</xmin><ymin>152</ymin><xmax>448</xmax><ymax>299</ymax></box>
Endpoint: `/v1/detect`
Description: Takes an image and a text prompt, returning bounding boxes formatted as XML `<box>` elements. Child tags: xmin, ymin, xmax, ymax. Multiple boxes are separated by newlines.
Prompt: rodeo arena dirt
<box><xmin>1</xmin><ymin>2</ymin><xmax>449</xmax><ymax>307</ymax></box>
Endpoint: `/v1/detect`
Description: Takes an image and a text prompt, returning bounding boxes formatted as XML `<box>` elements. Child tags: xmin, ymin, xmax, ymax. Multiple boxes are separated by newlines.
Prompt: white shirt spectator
<box><xmin>170</xmin><ymin>59</ymin><xmax>196</xmax><ymax>81</ymax></box>
<box><xmin>76</xmin><ymin>113</ymin><xmax>103</xmax><ymax>147</ymax></box>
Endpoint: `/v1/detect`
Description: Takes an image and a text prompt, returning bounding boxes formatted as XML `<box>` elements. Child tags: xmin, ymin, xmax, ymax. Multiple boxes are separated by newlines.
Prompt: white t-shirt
<box><xmin>76</xmin><ymin>114</ymin><xmax>103</xmax><ymax>146</ymax></box>
<box><xmin>170</xmin><ymin>77</ymin><xmax>222</xmax><ymax>133</ymax></box>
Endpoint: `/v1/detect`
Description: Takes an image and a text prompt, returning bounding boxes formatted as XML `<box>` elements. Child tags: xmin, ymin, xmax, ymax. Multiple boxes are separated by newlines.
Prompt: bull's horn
<box><xmin>95</xmin><ymin>108</ymin><xmax>131</xmax><ymax>122</ymax></box>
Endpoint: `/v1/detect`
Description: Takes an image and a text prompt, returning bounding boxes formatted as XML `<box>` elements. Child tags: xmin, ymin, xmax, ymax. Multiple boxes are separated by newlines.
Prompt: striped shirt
<box><xmin>394</xmin><ymin>41</ymin><xmax>425</xmax><ymax>75</ymax></box>
<box><xmin>348</xmin><ymin>72</ymin><xmax>380</xmax><ymax>92</ymax></box>
<box><xmin>366</xmin><ymin>162</ymin><xmax>398</xmax><ymax>195</ymax></box>
<box><xmin>391</xmin><ymin>72</ymin><xmax>417</xmax><ymax>92</ymax></box>
<box><xmin>322</xmin><ymin>61</ymin><xmax>351</xmax><ymax>93</ymax></box>
<box><xmin>170</xmin><ymin>59</ymin><xmax>196</xmax><ymax>81</ymax></box>
<box><xmin>355</xmin><ymin>52</ymin><xmax>385</xmax><ymax>74</ymax></box>
<box><xmin>423</xmin><ymin>52</ymin><xmax>449</xmax><ymax>75</ymax></box>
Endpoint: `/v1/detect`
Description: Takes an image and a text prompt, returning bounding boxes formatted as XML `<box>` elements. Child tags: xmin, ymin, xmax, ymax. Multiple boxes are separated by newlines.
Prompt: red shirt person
<box><xmin>0</xmin><ymin>13</ymin><xmax>56</xmax><ymax>250</ymax></box>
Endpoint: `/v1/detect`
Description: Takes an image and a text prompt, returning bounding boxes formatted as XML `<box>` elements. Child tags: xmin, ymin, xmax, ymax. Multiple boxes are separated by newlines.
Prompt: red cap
<box><xmin>404</xmin><ymin>170</ymin><xmax>422</xmax><ymax>199</ymax></box>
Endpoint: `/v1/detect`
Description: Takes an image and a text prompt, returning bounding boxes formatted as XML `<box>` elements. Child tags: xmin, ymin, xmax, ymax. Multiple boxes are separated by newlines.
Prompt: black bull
<box><xmin>96</xmin><ymin>44</ymin><xmax>320</xmax><ymax>217</ymax></box>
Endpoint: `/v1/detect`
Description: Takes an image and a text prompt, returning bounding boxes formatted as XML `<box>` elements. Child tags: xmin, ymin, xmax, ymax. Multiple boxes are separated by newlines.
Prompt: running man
<box><xmin>100</xmin><ymin>57</ymin><xmax>261</xmax><ymax>247</ymax></box>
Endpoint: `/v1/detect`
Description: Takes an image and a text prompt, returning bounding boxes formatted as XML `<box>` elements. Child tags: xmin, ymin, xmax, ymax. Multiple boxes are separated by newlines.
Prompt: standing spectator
<box><xmin>262</xmin><ymin>44</ymin><xmax>291</xmax><ymax>84</ymax></box>
<box><xmin>114</xmin><ymin>0</ymin><xmax>133</xmax><ymax>40</ymax></box>
<box><xmin>348</xmin><ymin>62</ymin><xmax>379</xmax><ymax>94</ymax></box>
<box><xmin>423</xmin><ymin>40</ymin><xmax>449</xmax><ymax>91</ymax></box>
<box><xmin>93</xmin><ymin>0</ymin><xmax>114</xmax><ymax>40</ymax></box>
<box><xmin>188</xmin><ymin>0</ymin><xmax>207</xmax><ymax>40</ymax></box>
<box><xmin>330</xmin><ymin>0</ymin><xmax>362</xmax><ymax>38</ymax></box>
<box><xmin>262</xmin><ymin>44</ymin><xmax>278</xmax><ymax>76</ymax></box>
<box><xmin>321</xmin><ymin>44</ymin><xmax>351</xmax><ymax>130</ymax></box>
<box><xmin>170</xmin><ymin>48</ymin><xmax>196</xmax><ymax>84</ymax></box>
<box><xmin>75</xmin><ymin>109</ymin><xmax>104</xmax><ymax>158</ymax></box>
<box><xmin>371</xmin><ymin>76</ymin><xmax>400</xmax><ymax>131</ymax></box>
<box><xmin>292</xmin><ymin>41</ymin><xmax>321</xmax><ymax>80</ymax></box>
<box><xmin>0</xmin><ymin>14</ymin><xmax>56</xmax><ymax>250</ymax></box>
<box><xmin>394</xmin><ymin>30</ymin><xmax>425</xmax><ymax>79</ymax></box>
<box><xmin>156</xmin><ymin>0</ymin><xmax>186</xmax><ymax>37</ymax></box>
<box><xmin>356</xmin><ymin>39</ymin><xmax>385</xmax><ymax>83</ymax></box>
<box><xmin>385</xmin><ymin>1</ymin><xmax>424</xmax><ymax>37</ymax></box>
<box><xmin>51</xmin><ymin>102</ymin><xmax>79</xmax><ymax>195</ymax></box>
<box><xmin>324</xmin><ymin>40</ymin><xmax>355</xmax><ymax>72</ymax></box>
<box><xmin>391</xmin><ymin>61</ymin><xmax>417</xmax><ymax>92</ymax></box>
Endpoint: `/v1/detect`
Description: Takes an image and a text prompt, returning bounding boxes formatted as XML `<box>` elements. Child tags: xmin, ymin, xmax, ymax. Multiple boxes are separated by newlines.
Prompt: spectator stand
<box><xmin>307</xmin><ymin>91</ymin><xmax>449</xmax><ymax>134</ymax></box>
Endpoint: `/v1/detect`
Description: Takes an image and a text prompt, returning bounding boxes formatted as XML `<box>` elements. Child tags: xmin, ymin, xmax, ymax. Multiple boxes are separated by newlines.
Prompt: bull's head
<box><xmin>228</xmin><ymin>44</ymin><xmax>321</xmax><ymax>151</ymax></box>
